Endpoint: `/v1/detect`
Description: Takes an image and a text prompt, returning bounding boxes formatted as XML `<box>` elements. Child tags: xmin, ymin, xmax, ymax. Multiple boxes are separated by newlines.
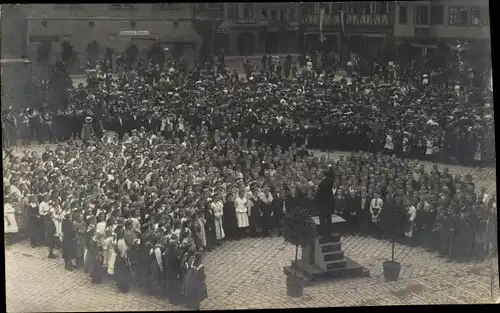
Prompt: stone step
<box><xmin>318</xmin><ymin>233</ymin><xmax>341</xmax><ymax>244</ymax></box>
<box><xmin>325</xmin><ymin>259</ymin><xmax>347</xmax><ymax>270</ymax></box>
<box><xmin>325</xmin><ymin>257</ymin><xmax>371</xmax><ymax>279</ymax></box>
<box><xmin>323</xmin><ymin>250</ymin><xmax>344</xmax><ymax>262</ymax></box>
<box><xmin>283</xmin><ymin>265</ymin><xmax>312</xmax><ymax>282</ymax></box>
<box><xmin>319</xmin><ymin>242</ymin><xmax>342</xmax><ymax>253</ymax></box>
<box><xmin>285</xmin><ymin>258</ymin><xmax>370</xmax><ymax>284</ymax></box>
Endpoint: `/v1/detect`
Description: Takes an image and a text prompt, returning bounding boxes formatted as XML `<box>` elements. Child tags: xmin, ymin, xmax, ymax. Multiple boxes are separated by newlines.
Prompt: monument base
<box><xmin>284</xmin><ymin>230</ymin><xmax>370</xmax><ymax>284</ymax></box>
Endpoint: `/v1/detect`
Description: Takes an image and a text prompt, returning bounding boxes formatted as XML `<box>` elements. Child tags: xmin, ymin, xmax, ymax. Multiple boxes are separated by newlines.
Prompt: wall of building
<box><xmin>208</xmin><ymin>3</ymin><xmax>301</xmax><ymax>55</ymax></box>
<box><xmin>20</xmin><ymin>4</ymin><xmax>202</xmax><ymax>70</ymax></box>
<box><xmin>394</xmin><ymin>0</ymin><xmax>490</xmax><ymax>41</ymax></box>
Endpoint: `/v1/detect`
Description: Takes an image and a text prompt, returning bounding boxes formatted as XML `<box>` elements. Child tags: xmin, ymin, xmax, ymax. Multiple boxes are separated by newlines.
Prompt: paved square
<box><xmin>5</xmin><ymin>147</ymin><xmax>498</xmax><ymax>311</ymax></box>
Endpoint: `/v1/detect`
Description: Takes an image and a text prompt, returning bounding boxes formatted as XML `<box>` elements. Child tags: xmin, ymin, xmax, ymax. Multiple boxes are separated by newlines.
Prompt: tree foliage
<box><xmin>282</xmin><ymin>205</ymin><xmax>317</xmax><ymax>265</ymax></box>
<box><xmin>380</xmin><ymin>202</ymin><xmax>410</xmax><ymax>262</ymax></box>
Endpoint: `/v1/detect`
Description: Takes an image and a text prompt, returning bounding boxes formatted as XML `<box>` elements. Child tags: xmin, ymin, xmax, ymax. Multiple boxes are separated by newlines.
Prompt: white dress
<box><xmin>425</xmin><ymin>139</ymin><xmax>434</xmax><ymax>155</ymax></box>
<box><xmin>51</xmin><ymin>204</ymin><xmax>63</xmax><ymax>240</ymax></box>
<box><xmin>384</xmin><ymin>134</ymin><xmax>394</xmax><ymax>150</ymax></box>
<box><xmin>474</xmin><ymin>142</ymin><xmax>482</xmax><ymax>161</ymax></box>
<box><xmin>405</xmin><ymin>205</ymin><xmax>417</xmax><ymax>237</ymax></box>
<box><xmin>4</xmin><ymin>203</ymin><xmax>18</xmax><ymax>234</ymax></box>
<box><xmin>234</xmin><ymin>196</ymin><xmax>250</xmax><ymax>228</ymax></box>
<box><xmin>211</xmin><ymin>201</ymin><xmax>225</xmax><ymax>240</ymax></box>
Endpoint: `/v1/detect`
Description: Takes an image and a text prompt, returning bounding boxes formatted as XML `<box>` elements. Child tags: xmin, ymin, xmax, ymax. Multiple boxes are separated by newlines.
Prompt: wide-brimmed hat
<box><xmin>85</xmin><ymin>116</ymin><xmax>93</xmax><ymax>122</ymax></box>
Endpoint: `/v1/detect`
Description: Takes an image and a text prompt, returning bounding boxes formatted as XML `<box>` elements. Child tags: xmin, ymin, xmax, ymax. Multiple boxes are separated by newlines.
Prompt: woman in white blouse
<box><xmin>210</xmin><ymin>194</ymin><xmax>225</xmax><ymax>242</ymax></box>
<box><xmin>4</xmin><ymin>195</ymin><xmax>19</xmax><ymax>243</ymax></box>
<box><xmin>234</xmin><ymin>189</ymin><xmax>250</xmax><ymax>235</ymax></box>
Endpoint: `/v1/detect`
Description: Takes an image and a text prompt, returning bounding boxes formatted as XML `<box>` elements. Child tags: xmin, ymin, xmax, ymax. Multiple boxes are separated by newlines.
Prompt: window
<box><xmin>471</xmin><ymin>7</ymin><xmax>481</xmax><ymax>26</ymax></box>
<box><xmin>320</xmin><ymin>3</ymin><xmax>330</xmax><ymax>14</ymax></box>
<box><xmin>228</xmin><ymin>4</ymin><xmax>238</xmax><ymax>19</ymax></box>
<box><xmin>360</xmin><ymin>3</ymin><xmax>371</xmax><ymax>15</ymax></box>
<box><xmin>199</xmin><ymin>4</ymin><xmax>206</xmax><ymax>10</ymax></box>
<box><xmin>109</xmin><ymin>4</ymin><xmax>135</xmax><ymax>10</ymax></box>
<box><xmin>243</xmin><ymin>4</ymin><xmax>253</xmax><ymax>18</ymax></box>
<box><xmin>306</xmin><ymin>3</ymin><xmax>315</xmax><ymax>14</ymax></box>
<box><xmin>430</xmin><ymin>5</ymin><xmax>444</xmax><ymax>25</ymax></box>
<box><xmin>331</xmin><ymin>3</ymin><xmax>341</xmax><ymax>13</ymax></box>
<box><xmin>448</xmin><ymin>8</ymin><xmax>458</xmax><ymax>25</ymax></box>
<box><xmin>449</xmin><ymin>7</ymin><xmax>468</xmax><ymax>26</ymax></box>
<box><xmin>280</xmin><ymin>9</ymin><xmax>286</xmax><ymax>21</ymax></box>
<box><xmin>261</xmin><ymin>9</ymin><xmax>267</xmax><ymax>20</ymax></box>
<box><xmin>55</xmin><ymin>4</ymin><xmax>83</xmax><ymax>9</ymax></box>
<box><xmin>459</xmin><ymin>8</ymin><xmax>469</xmax><ymax>26</ymax></box>
<box><xmin>288</xmin><ymin>8</ymin><xmax>296</xmax><ymax>21</ymax></box>
<box><xmin>156</xmin><ymin>3</ymin><xmax>179</xmax><ymax>10</ymax></box>
<box><xmin>348</xmin><ymin>4</ymin><xmax>357</xmax><ymax>14</ymax></box>
<box><xmin>376</xmin><ymin>2</ymin><xmax>387</xmax><ymax>14</ymax></box>
<box><xmin>399</xmin><ymin>5</ymin><xmax>407</xmax><ymax>24</ymax></box>
<box><xmin>270</xmin><ymin>10</ymin><xmax>277</xmax><ymax>21</ymax></box>
<box><xmin>209</xmin><ymin>4</ymin><xmax>223</xmax><ymax>9</ymax></box>
<box><xmin>415</xmin><ymin>5</ymin><xmax>429</xmax><ymax>25</ymax></box>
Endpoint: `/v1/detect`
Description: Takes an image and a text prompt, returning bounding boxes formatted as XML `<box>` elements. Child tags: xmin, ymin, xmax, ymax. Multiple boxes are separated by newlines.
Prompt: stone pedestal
<box><xmin>284</xmin><ymin>215</ymin><xmax>370</xmax><ymax>284</ymax></box>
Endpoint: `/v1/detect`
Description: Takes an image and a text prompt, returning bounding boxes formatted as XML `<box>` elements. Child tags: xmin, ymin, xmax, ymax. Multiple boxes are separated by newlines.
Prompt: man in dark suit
<box><xmin>359</xmin><ymin>190</ymin><xmax>372</xmax><ymax>236</ymax></box>
<box><xmin>315</xmin><ymin>171</ymin><xmax>335</xmax><ymax>236</ymax></box>
<box><xmin>125</xmin><ymin>109</ymin><xmax>141</xmax><ymax>134</ymax></box>
<box><xmin>345</xmin><ymin>189</ymin><xmax>361</xmax><ymax>234</ymax></box>
<box><xmin>272</xmin><ymin>186</ymin><xmax>285</xmax><ymax>236</ymax></box>
<box><xmin>143</xmin><ymin>112</ymin><xmax>159</xmax><ymax>134</ymax></box>
<box><xmin>333</xmin><ymin>189</ymin><xmax>346</xmax><ymax>235</ymax></box>
<box><xmin>113</xmin><ymin>113</ymin><xmax>126</xmax><ymax>141</ymax></box>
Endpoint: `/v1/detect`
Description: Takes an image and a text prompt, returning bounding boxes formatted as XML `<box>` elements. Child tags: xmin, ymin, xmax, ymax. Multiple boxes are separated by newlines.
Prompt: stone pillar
<box><xmin>1</xmin><ymin>4</ymin><xmax>32</xmax><ymax>110</ymax></box>
<box><xmin>1</xmin><ymin>4</ymin><xmax>25</xmax><ymax>58</ymax></box>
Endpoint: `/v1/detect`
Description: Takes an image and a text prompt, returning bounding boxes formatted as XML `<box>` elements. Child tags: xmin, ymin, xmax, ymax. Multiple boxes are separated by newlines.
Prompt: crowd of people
<box><xmin>2</xmin><ymin>49</ymin><xmax>497</xmax><ymax>306</ymax></box>
<box><xmin>2</xmin><ymin>49</ymin><xmax>495</xmax><ymax>167</ymax></box>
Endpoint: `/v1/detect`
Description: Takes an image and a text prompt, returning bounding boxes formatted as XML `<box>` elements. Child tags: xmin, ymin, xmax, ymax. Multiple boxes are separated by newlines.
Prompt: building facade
<box><xmin>192</xmin><ymin>2</ymin><xmax>395</xmax><ymax>60</ymax></box>
<box><xmin>300</xmin><ymin>2</ymin><xmax>395</xmax><ymax>62</ymax></box>
<box><xmin>20</xmin><ymin>3</ymin><xmax>202</xmax><ymax>71</ymax></box>
<box><xmin>394</xmin><ymin>0</ymin><xmax>490</xmax><ymax>57</ymax></box>
<box><xmin>192</xmin><ymin>3</ymin><xmax>301</xmax><ymax>56</ymax></box>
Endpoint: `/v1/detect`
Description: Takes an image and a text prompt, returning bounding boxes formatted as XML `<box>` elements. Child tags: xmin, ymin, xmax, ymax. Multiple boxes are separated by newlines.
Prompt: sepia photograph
<box><xmin>1</xmin><ymin>1</ymin><xmax>498</xmax><ymax>311</ymax></box>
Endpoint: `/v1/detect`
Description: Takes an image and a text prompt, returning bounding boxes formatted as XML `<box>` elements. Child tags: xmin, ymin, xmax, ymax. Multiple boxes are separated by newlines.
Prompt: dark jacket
<box><xmin>315</xmin><ymin>176</ymin><xmax>335</xmax><ymax>214</ymax></box>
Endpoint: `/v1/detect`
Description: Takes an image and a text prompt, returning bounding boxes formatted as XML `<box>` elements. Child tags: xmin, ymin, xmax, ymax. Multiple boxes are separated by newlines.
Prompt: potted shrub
<box><xmin>282</xmin><ymin>205</ymin><xmax>317</xmax><ymax>297</ymax></box>
<box><xmin>380</xmin><ymin>200</ymin><xmax>409</xmax><ymax>282</ymax></box>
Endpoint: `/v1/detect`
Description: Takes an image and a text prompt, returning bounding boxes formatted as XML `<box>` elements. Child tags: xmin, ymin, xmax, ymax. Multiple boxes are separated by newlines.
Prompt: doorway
<box><xmin>237</xmin><ymin>32</ymin><xmax>256</xmax><ymax>56</ymax></box>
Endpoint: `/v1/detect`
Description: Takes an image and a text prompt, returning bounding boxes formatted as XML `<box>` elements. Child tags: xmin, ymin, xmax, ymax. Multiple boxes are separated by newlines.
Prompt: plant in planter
<box><xmin>282</xmin><ymin>205</ymin><xmax>317</xmax><ymax>297</ymax></box>
<box><xmin>380</xmin><ymin>200</ymin><xmax>409</xmax><ymax>282</ymax></box>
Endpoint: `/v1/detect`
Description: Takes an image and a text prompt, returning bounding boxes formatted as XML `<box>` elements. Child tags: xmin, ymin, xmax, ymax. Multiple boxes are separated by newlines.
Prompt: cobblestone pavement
<box><xmin>5</xmin><ymin>146</ymin><xmax>498</xmax><ymax>312</ymax></box>
<box><xmin>6</xmin><ymin>235</ymin><xmax>499</xmax><ymax>312</ymax></box>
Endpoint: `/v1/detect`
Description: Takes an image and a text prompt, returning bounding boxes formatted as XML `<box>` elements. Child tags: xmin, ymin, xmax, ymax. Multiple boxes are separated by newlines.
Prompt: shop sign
<box><xmin>120</xmin><ymin>30</ymin><xmax>150</xmax><ymax>36</ymax></box>
<box><xmin>234</xmin><ymin>19</ymin><xmax>257</xmax><ymax>25</ymax></box>
<box><xmin>29</xmin><ymin>35</ymin><xmax>59</xmax><ymax>42</ymax></box>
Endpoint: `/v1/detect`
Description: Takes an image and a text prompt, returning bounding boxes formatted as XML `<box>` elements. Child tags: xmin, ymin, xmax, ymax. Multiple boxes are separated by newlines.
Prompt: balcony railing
<box><xmin>302</xmin><ymin>11</ymin><xmax>392</xmax><ymax>27</ymax></box>
<box><xmin>192</xmin><ymin>8</ymin><xmax>224</xmax><ymax>20</ymax></box>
